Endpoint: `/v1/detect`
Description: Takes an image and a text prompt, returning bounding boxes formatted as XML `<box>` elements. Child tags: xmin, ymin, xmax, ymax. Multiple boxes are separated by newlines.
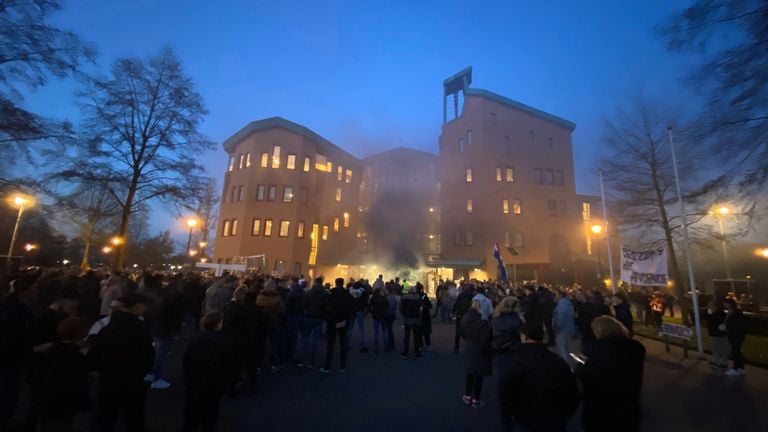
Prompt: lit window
<box><xmin>297</xmin><ymin>222</ymin><xmax>305</xmax><ymax>238</ymax></box>
<box><xmin>343</xmin><ymin>212</ymin><xmax>349</xmax><ymax>228</ymax></box>
<box><xmin>505</xmin><ymin>136</ymin><xmax>511</xmax><ymax>156</ymax></box>
<box><xmin>301</xmin><ymin>188</ymin><xmax>308</xmax><ymax>204</ymax></box>
<box><xmin>303</xmin><ymin>156</ymin><xmax>311</xmax><ymax>172</ymax></box>
<box><xmin>287</xmin><ymin>154</ymin><xmax>296</xmax><ymax>170</ymax></box>
<box><xmin>466</xmin><ymin>168</ymin><xmax>472</xmax><ymax>182</ymax></box>
<box><xmin>337</xmin><ymin>166</ymin><xmax>343</xmax><ymax>181</ymax></box>
<box><xmin>272</xmin><ymin>145</ymin><xmax>281</xmax><ymax>168</ymax></box>
<box><xmin>326</xmin><ymin>161</ymin><xmax>332</xmax><ymax>172</ymax></box>
<box><xmin>260</xmin><ymin>152</ymin><xmax>269</xmax><ymax>168</ymax></box>
<box><xmin>534</xmin><ymin>168</ymin><xmax>543</xmax><ymax>184</ymax></box>
<box><xmin>238</xmin><ymin>154</ymin><xmax>244</xmax><ymax>169</ymax></box>
<box><xmin>223</xmin><ymin>220</ymin><xmax>231</xmax><ymax>236</ymax></box>
<box><xmin>231</xmin><ymin>219</ymin><xmax>238</xmax><ymax>236</ymax></box>
<box><xmin>345</xmin><ymin>169</ymin><xmax>352</xmax><ymax>184</ymax></box>
<box><xmin>267</xmin><ymin>185</ymin><xmax>276</xmax><ymax>201</ymax></box>
<box><xmin>459</xmin><ymin>138</ymin><xmax>464</xmax><ymax>153</ymax></box>
<box><xmin>245</xmin><ymin>153</ymin><xmax>251</xmax><ymax>167</ymax></box>
<box><xmin>467</xmin><ymin>130</ymin><xmax>472</xmax><ymax>145</ymax></box>
<box><xmin>251</xmin><ymin>219</ymin><xmax>261</xmax><ymax>236</ymax></box>
<box><xmin>335</xmin><ymin>187</ymin><xmax>342</xmax><ymax>202</ymax></box>
<box><xmin>506</xmin><ymin>167</ymin><xmax>514</xmax><ymax>183</ymax></box>
<box><xmin>513</xmin><ymin>231</ymin><xmax>524</xmax><ymax>248</ymax></box>
<box><xmin>496</xmin><ymin>168</ymin><xmax>502</xmax><ymax>182</ymax></box>
<box><xmin>556</xmin><ymin>169</ymin><xmax>564</xmax><ymax>185</ymax></box>
<box><xmin>503</xmin><ymin>199</ymin><xmax>510</xmax><ymax>214</ymax></box>
<box><xmin>228</xmin><ymin>156</ymin><xmax>235</xmax><ymax>172</ymax></box>
<box><xmin>264</xmin><ymin>219</ymin><xmax>273</xmax><ymax>237</ymax></box>
<box><xmin>454</xmin><ymin>231</ymin><xmax>461</xmax><ymax>246</ymax></box>
<box><xmin>283</xmin><ymin>186</ymin><xmax>293</xmax><ymax>203</ymax></box>
<box><xmin>465</xmin><ymin>231</ymin><xmax>474</xmax><ymax>246</ymax></box>
<box><xmin>545</xmin><ymin>169</ymin><xmax>554</xmax><ymax>185</ymax></box>
<box><xmin>237</xmin><ymin>185</ymin><xmax>244</xmax><ymax>202</ymax></box>
<box><xmin>322</xmin><ymin>225</ymin><xmax>328</xmax><ymax>240</ymax></box>
<box><xmin>279</xmin><ymin>220</ymin><xmax>290</xmax><ymax>237</ymax></box>
<box><xmin>333</xmin><ymin>218</ymin><xmax>340</xmax><ymax>232</ymax></box>
<box><xmin>504</xmin><ymin>232</ymin><xmax>511</xmax><ymax>247</ymax></box>
<box><xmin>512</xmin><ymin>199</ymin><xmax>522</xmax><ymax>215</ymax></box>
<box><xmin>256</xmin><ymin>185</ymin><xmax>265</xmax><ymax>201</ymax></box>
<box><xmin>582</xmin><ymin>202</ymin><xmax>591</xmax><ymax>221</ymax></box>
<box><xmin>315</xmin><ymin>154</ymin><xmax>328</xmax><ymax>171</ymax></box>
<box><xmin>466</xmin><ymin>199</ymin><xmax>473</xmax><ymax>213</ymax></box>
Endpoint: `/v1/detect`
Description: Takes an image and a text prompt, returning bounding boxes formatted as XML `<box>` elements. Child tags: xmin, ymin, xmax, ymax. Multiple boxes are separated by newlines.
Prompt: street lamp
<box><xmin>198</xmin><ymin>240</ymin><xmax>208</xmax><ymax>260</ymax></box>
<box><xmin>757</xmin><ymin>248</ymin><xmax>768</xmax><ymax>259</ymax></box>
<box><xmin>23</xmin><ymin>243</ymin><xmax>37</xmax><ymax>252</ymax></box>
<box><xmin>110</xmin><ymin>236</ymin><xmax>123</xmax><ymax>246</ymax></box>
<box><xmin>101</xmin><ymin>246</ymin><xmax>113</xmax><ymax>254</ymax></box>
<box><xmin>6</xmin><ymin>193</ymin><xmax>34</xmax><ymax>269</ymax></box>
<box><xmin>709</xmin><ymin>205</ymin><xmax>733</xmax><ymax>282</ymax></box>
<box><xmin>185</xmin><ymin>217</ymin><xmax>199</xmax><ymax>258</ymax></box>
<box><xmin>590</xmin><ymin>224</ymin><xmax>604</xmax><ymax>279</ymax></box>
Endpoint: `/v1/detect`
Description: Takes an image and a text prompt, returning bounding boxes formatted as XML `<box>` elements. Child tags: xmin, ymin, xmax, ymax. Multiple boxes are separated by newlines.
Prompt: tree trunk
<box><xmin>80</xmin><ymin>221</ymin><xmax>96</xmax><ymax>271</ymax></box>
<box><xmin>114</xmin><ymin>172</ymin><xmax>139</xmax><ymax>270</ymax></box>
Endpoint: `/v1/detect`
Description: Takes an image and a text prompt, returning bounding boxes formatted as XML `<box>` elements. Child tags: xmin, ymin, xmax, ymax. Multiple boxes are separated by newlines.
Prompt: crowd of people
<box><xmin>0</xmin><ymin>267</ymin><xmax>751</xmax><ymax>432</ymax></box>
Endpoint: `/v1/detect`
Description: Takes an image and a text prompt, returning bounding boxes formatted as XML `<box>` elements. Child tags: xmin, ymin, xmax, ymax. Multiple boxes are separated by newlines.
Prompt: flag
<box><xmin>494</xmin><ymin>243</ymin><xmax>508</xmax><ymax>282</ymax></box>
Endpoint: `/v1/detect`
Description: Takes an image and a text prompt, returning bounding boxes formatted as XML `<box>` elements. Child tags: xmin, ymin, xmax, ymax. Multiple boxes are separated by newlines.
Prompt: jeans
<box><xmin>730</xmin><ymin>337</ymin><xmax>746</xmax><ymax>370</ymax></box>
<box><xmin>151</xmin><ymin>337</ymin><xmax>175</xmax><ymax>380</ymax></box>
<box><xmin>465</xmin><ymin>373</ymin><xmax>484</xmax><ymax>399</ymax></box>
<box><xmin>710</xmin><ymin>336</ymin><xmax>729</xmax><ymax>367</ymax></box>
<box><xmin>354</xmin><ymin>310</ymin><xmax>367</xmax><ymax>349</ymax></box>
<box><xmin>440</xmin><ymin>303</ymin><xmax>452</xmax><ymax>323</ymax></box>
<box><xmin>385</xmin><ymin>316</ymin><xmax>395</xmax><ymax>350</ymax></box>
<box><xmin>285</xmin><ymin>314</ymin><xmax>304</xmax><ymax>363</ymax></box>
<box><xmin>373</xmin><ymin>318</ymin><xmax>385</xmax><ymax>352</ymax></box>
<box><xmin>302</xmin><ymin>318</ymin><xmax>324</xmax><ymax>366</ymax></box>
<box><xmin>402</xmin><ymin>324</ymin><xmax>421</xmax><ymax>356</ymax></box>
<box><xmin>324</xmin><ymin>322</ymin><xmax>349</xmax><ymax>370</ymax></box>
<box><xmin>555</xmin><ymin>331</ymin><xmax>574</xmax><ymax>367</ymax></box>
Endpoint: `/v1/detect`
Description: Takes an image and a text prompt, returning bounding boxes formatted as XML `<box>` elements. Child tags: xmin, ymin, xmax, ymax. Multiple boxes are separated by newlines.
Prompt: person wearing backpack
<box><xmin>369</xmin><ymin>288</ymin><xmax>390</xmax><ymax>353</ymax></box>
<box><xmin>452</xmin><ymin>285</ymin><xmax>475</xmax><ymax>353</ymax></box>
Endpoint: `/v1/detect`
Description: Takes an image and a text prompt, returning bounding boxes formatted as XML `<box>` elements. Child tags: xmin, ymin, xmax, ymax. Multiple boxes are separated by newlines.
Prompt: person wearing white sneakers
<box><xmin>723</xmin><ymin>298</ymin><xmax>748</xmax><ymax>376</ymax></box>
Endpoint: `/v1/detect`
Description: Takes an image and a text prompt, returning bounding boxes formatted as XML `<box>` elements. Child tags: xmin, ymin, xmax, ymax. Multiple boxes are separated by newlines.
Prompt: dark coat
<box><xmin>40</xmin><ymin>342</ymin><xmax>90</xmax><ymax>416</ymax></box>
<box><xmin>285</xmin><ymin>285</ymin><xmax>306</xmax><ymax>316</ymax></box>
<box><xmin>453</xmin><ymin>291</ymin><xmax>473</xmax><ymax>317</ymax></box>
<box><xmin>324</xmin><ymin>287</ymin><xmax>354</xmax><ymax>325</ymax></box>
<box><xmin>576</xmin><ymin>336</ymin><xmax>645</xmax><ymax>432</ymax></box>
<box><xmin>707</xmin><ymin>309</ymin><xmax>727</xmax><ymax>337</ymax></box>
<box><xmin>491</xmin><ymin>312</ymin><xmax>523</xmax><ymax>354</ymax></box>
<box><xmin>369</xmin><ymin>293</ymin><xmax>389</xmax><ymax>321</ymax></box>
<box><xmin>0</xmin><ymin>294</ymin><xmax>34</xmax><ymax>368</ymax></box>
<box><xmin>419</xmin><ymin>292</ymin><xmax>432</xmax><ymax>333</ymax></box>
<box><xmin>613</xmin><ymin>302</ymin><xmax>634</xmax><ymax>336</ymax></box>
<box><xmin>400</xmin><ymin>292</ymin><xmax>422</xmax><ymax>326</ymax></box>
<box><xmin>498</xmin><ymin>343</ymin><xmax>580</xmax><ymax>432</ymax></box>
<box><xmin>460</xmin><ymin>310</ymin><xmax>492</xmax><ymax>376</ymax></box>
<box><xmin>182</xmin><ymin>330</ymin><xmax>234</xmax><ymax>396</ymax></box>
<box><xmin>87</xmin><ymin>310</ymin><xmax>154</xmax><ymax>384</ymax></box>
<box><xmin>304</xmin><ymin>285</ymin><xmax>328</xmax><ymax>319</ymax></box>
<box><xmin>725</xmin><ymin>309</ymin><xmax>748</xmax><ymax>343</ymax></box>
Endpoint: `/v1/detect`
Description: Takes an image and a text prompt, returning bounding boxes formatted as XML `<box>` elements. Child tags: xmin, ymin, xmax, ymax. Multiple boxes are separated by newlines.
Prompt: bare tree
<box><xmin>185</xmin><ymin>176</ymin><xmax>218</xmax><ymax>257</ymax></box>
<box><xmin>599</xmin><ymin>97</ymin><xmax>722</xmax><ymax>324</ymax></box>
<box><xmin>0</xmin><ymin>0</ymin><xmax>95</xmax><ymax>177</ymax></box>
<box><xmin>65</xmin><ymin>47</ymin><xmax>212</xmax><ymax>268</ymax></box>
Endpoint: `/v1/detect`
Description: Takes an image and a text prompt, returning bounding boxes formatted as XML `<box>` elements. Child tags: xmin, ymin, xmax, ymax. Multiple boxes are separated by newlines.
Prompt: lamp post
<box><xmin>185</xmin><ymin>217</ymin><xmax>199</xmax><ymax>259</ymax></box>
<box><xmin>198</xmin><ymin>241</ymin><xmax>208</xmax><ymax>261</ymax></box>
<box><xmin>6</xmin><ymin>194</ymin><xmax>34</xmax><ymax>270</ymax></box>
<box><xmin>758</xmin><ymin>248</ymin><xmax>768</xmax><ymax>260</ymax></box>
<box><xmin>710</xmin><ymin>206</ymin><xmax>733</xmax><ymax>281</ymax></box>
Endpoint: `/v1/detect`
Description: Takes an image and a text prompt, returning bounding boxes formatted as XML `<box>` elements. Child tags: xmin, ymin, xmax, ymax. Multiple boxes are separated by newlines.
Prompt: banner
<box><xmin>620</xmin><ymin>246</ymin><xmax>668</xmax><ymax>286</ymax></box>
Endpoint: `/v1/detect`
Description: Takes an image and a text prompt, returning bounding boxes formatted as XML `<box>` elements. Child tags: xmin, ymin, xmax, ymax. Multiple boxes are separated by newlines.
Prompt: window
<box><xmin>465</xmin><ymin>231</ymin><xmax>474</xmax><ymax>246</ymax></box>
<box><xmin>333</xmin><ymin>218</ymin><xmax>340</xmax><ymax>232</ymax></box>
<box><xmin>454</xmin><ymin>231</ymin><xmax>461</xmax><ymax>246</ymax></box>
<box><xmin>496</xmin><ymin>168</ymin><xmax>502</xmax><ymax>182</ymax></box>
<box><xmin>544</xmin><ymin>169</ymin><xmax>554</xmax><ymax>185</ymax></box>
<box><xmin>556</xmin><ymin>169</ymin><xmax>564</xmax><ymax>185</ymax></box>
<box><xmin>230</xmin><ymin>186</ymin><xmax>237</xmax><ymax>202</ymax></box>
<box><xmin>303</xmin><ymin>156</ymin><xmax>311</xmax><ymax>172</ymax></box>
<box><xmin>231</xmin><ymin>219</ymin><xmax>238</xmax><ymax>236</ymax></box>
<box><xmin>503</xmin><ymin>199</ymin><xmax>510</xmax><ymax>214</ymax></box>
<box><xmin>322</xmin><ymin>225</ymin><xmax>328</xmax><ymax>240</ymax></box>
<box><xmin>271</xmin><ymin>145</ymin><xmax>281</xmax><ymax>168</ymax></box>
<box><xmin>245</xmin><ymin>153</ymin><xmax>252</xmax><ymax>167</ymax></box>
<box><xmin>297</xmin><ymin>222</ymin><xmax>305</xmax><ymax>238</ymax></box>
<box><xmin>548</xmin><ymin>200</ymin><xmax>558</xmax><ymax>216</ymax></box>
<box><xmin>513</xmin><ymin>231</ymin><xmax>524</xmax><ymax>248</ymax></box>
<box><xmin>345</xmin><ymin>169</ymin><xmax>352</xmax><ymax>184</ymax></box>
<box><xmin>505</xmin><ymin>136</ymin><xmax>511</xmax><ymax>156</ymax></box>
<box><xmin>512</xmin><ymin>199</ymin><xmax>522</xmax><ymax>215</ymax></box>
<box><xmin>279</xmin><ymin>220</ymin><xmax>290</xmax><ymax>237</ymax></box>
<box><xmin>238</xmin><ymin>154</ymin><xmax>244</xmax><ymax>169</ymax></box>
<box><xmin>264</xmin><ymin>219</ymin><xmax>273</xmax><ymax>237</ymax></box>
<box><xmin>315</xmin><ymin>154</ymin><xmax>328</xmax><ymax>171</ymax></box>
<box><xmin>465</xmin><ymin>168</ymin><xmax>472</xmax><ymax>182</ymax></box>
<box><xmin>337</xmin><ymin>166</ymin><xmax>343</xmax><ymax>181</ymax></box>
<box><xmin>287</xmin><ymin>154</ymin><xmax>296</xmax><ymax>170</ymax></box>
<box><xmin>534</xmin><ymin>168</ymin><xmax>543</xmax><ymax>184</ymax></box>
<box><xmin>282</xmin><ymin>186</ymin><xmax>293</xmax><ymax>203</ymax></box>
<box><xmin>301</xmin><ymin>188</ymin><xmax>308</xmax><ymax>204</ymax></box>
<box><xmin>582</xmin><ymin>202</ymin><xmax>591</xmax><ymax>221</ymax></box>
<box><xmin>335</xmin><ymin>187</ymin><xmax>342</xmax><ymax>202</ymax></box>
<box><xmin>467</xmin><ymin>130</ymin><xmax>472</xmax><ymax>144</ymax></box>
<box><xmin>326</xmin><ymin>161</ymin><xmax>332</xmax><ymax>172</ymax></box>
<box><xmin>459</xmin><ymin>138</ymin><xmax>464</xmax><ymax>153</ymax></box>
<box><xmin>267</xmin><ymin>185</ymin><xmax>276</xmax><ymax>201</ymax></box>
<box><xmin>504</xmin><ymin>232</ymin><xmax>511</xmax><ymax>247</ymax></box>
<box><xmin>256</xmin><ymin>185</ymin><xmax>265</xmax><ymax>201</ymax></box>
<box><xmin>260</xmin><ymin>152</ymin><xmax>269</xmax><ymax>168</ymax></box>
<box><xmin>223</xmin><ymin>220</ymin><xmax>231</xmax><ymax>236</ymax></box>
<box><xmin>343</xmin><ymin>212</ymin><xmax>349</xmax><ymax>228</ymax></box>
<box><xmin>489</xmin><ymin>113</ymin><xmax>496</xmax><ymax>125</ymax></box>
<box><xmin>466</xmin><ymin>199</ymin><xmax>473</xmax><ymax>213</ymax></box>
<box><xmin>228</xmin><ymin>156</ymin><xmax>235</xmax><ymax>172</ymax></box>
<box><xmin>505</xmin><ymin>167</ymin><xmax>514</xmax><ymax>183</ymax></box>
<box><xmin>237</xmin><ymin>185</ymin><xmax>245</xmax><ymax>202</ymax></box>
<box><xmin>251</xmin><ymin>219</ymin><xmax>261</xmax><ymax>236</ymax></box>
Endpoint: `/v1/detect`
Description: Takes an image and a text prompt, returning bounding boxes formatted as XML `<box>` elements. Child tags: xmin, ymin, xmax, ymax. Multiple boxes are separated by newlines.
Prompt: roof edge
<box><xmin>465</xmin><ymin>89</ymin><xmax>576</xmax><ymax>131</ymax></box>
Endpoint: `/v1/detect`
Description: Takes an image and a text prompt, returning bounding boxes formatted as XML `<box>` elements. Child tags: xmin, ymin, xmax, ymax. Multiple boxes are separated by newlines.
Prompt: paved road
<box><xmin>132</xmin><ymin>319</ymin><xmax>768</xmax><ymax>432</ymax></box>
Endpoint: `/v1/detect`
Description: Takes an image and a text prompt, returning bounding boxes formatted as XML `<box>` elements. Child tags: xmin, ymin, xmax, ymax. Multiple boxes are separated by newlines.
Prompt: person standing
<box><xmin>88</xmin><ymin>293</ymin><xmax>154</xmax><ymax>432</ymax></box>
<box><xmin>350</xmin><ymin>281</ymin><xmax>370</xmax><ymax>353</ymax></box>
<box><xmin>302</xmin><ymin>278</ymin><xmax>327</xmax><ymax>367</ymax></box>
<box><xmin>723</xmin><ymin>298</ymin><xmax>748</xmax><ymax>376</ymax></box>
<box><xmin>460</xmin><ymin>301</ymin><xmax>492</xmax><ymax>408</ymax></box>
<box><xmin>498</xmin><ymin>321</ymin><xmax>580</xmax><ymax>431</ymax></box>
<box><xmin>256</xmin><ymin>284</ymin><xmax>286</xmax><ymax>373</ymax></box>
<box><xmin>319</xmin><ymin>278</ymin><xmax>354</xmax><ymax>373</ymax></box>
<box><xmin>491</xmin><ymin>297</ymin><xmax>523</xmax><ymax>377</ymax></box>
<box><xmin>706</xmin><ymin>299</ymin><xmax>729</xmax><ymax>370</ymax></box>
<box><xmin>369</xmin><ymin>288</ymin><xmax>390</xmax><ymax>354</ymax></box>
<box><xmin>416</xmin><ymin>283</ymin><xmax>433</xmax><ymax>349</ymax></box>
<box><xmin>576</xmin><ymin>316</ymin><xmax>645</xmax><ymax>432</ymax></box>
<box><xmin>182</xmin><ymin>311</ymin><xmax>233</xmax><ymax>432</ymax></box>
<box><xmin>400</xmin><ymin>286</ymin><xmax>423</xmax><ymax>359</ymax></box>
<box><xmin>472</xmin><ymin>287</ymin><xmax>493</xmax><ymax>321</ymax></box>
<box><xmin>538</xmin><ymin>286</ymin><xmax>556</xmax><ymax>346</ymax></box>
<box><xmin>385</xmin><ymin>286</ymin><xmax>399</xmax><ymax>352</ymax></box>
<box><xmin>613</xmin><ymin>293</ymin><xmax>635</xmax><ymax>338</ymax></box>
<box><xmin>284</xmin><ymin>277</ymin><xmax>306</xmax><ymax>366</ymax></box>
<box><xmin>552</xmin><ymin>290</ymin><xmax>577</xmax><ymax>367</ymax></box>
<box><xmin>452</xmin><ymin>285</ymin><xmax>474</xmax><ymax>353</ymax></box>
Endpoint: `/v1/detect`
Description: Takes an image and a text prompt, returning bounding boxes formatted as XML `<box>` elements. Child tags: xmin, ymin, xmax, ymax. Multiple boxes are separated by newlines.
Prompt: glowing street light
<box><xmin>184</xmin><ymin>216</ymin><xmax>200</xmax><ymax>260</ymax></box>
<box><xmin>102</xmin><ymin>246</ymin><xmax>113</xmax><ymax>254</ymax></box>
<box><xmin>23</xmin><ymin>243</ymin><xmax>37</xmax><ymax>252</ymax></box>
<box><xmin>757</xmin><ymin>248</ymin><xmax>768</xmax><ymax>259</ymax></box>
<box><xmin>111</xmin><ymin>236</ymin><xmax>123</xmax><ymax>246</ymax></box>
<box><xmin>6</xmin><ymin>193</ymin><xmax>35</xmax><ymax>269</ymax></box>
<box><xmin>189</xmin><ymin>249</ymin><xmax>198</xmax><ymax>257</ymax></box>
<box><xmin>590</xmin><ymin>224</ymin><xmax>603</xmax><ymax>235</ymax></box>
<box><xmin>62</xmin><ymin>259</ymin><xmax>70</xmax><ymax>265</ymax></box>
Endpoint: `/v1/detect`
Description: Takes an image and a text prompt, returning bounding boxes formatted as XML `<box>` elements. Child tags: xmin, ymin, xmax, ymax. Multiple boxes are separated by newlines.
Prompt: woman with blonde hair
<box><xmin>576</xmin><ymin>315</ymin><xmax>645</xmax><ymax>431</ymax></box>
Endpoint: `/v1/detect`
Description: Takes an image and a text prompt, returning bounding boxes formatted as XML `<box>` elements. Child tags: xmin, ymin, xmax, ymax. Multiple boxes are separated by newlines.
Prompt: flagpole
<box><xmin>667</xmin><ymin>128</ymin><xmax>703</xmax><ymax>355</ymax></box>
<box><xmin>599</xmin><ymin>171</ymin><xmax>616</xmax><ymax>300</ymax></box>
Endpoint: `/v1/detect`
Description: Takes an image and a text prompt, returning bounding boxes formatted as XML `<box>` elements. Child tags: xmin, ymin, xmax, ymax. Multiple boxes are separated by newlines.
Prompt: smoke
<box><xmin>365</xmin><ymin>189</ymin><xmax>431</xmax><ymax>269</ymax></box>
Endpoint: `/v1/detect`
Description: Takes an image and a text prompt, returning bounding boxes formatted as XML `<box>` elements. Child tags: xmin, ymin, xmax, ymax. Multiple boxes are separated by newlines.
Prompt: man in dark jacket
<box><xmin>319</xmin><ymin>278</ymin><xmax>354</xmax><ymax>373</ymax></box>
<box><xmin>400</xmin><ymin>287</ymin><xmax>423</xmax><ymax>359</ymax></box>
<box><xmin>302</xmin><ymin>278</ymin><xmax>328</xmax><ymax>367</ymax></box>
<box><xmin>183</xmin><ymin>310</ymin><xmax>233</xmax><ymax>432</ymax></box>
<box><xmin>88</xmin><ymin>292</ymin><xmax>154</xmax><ymax>432</ymax></box>
<box><xmin>284</xmin><ymin>278</ymin><xmax>306</xmax><ymax>366</ymax></box>
<box><xmin>452</xmin><ymin>285</ymin><xmax>474</xmax><ymax>353</ymax></box>
<box><xmin>498</xmin><ymin>321</ymin><xmax>580</xmax><ymax>432</ymax></box>
<box><xmin>723</xmin><ymin>298</ymin><xmax>748</xmax><ymax>376</ymax></box>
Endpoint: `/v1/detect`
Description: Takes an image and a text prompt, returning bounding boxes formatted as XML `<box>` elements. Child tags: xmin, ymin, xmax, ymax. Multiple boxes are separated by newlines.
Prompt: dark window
<box><xmin>267</xmin><ymin>185</ymin><xmax>276</xmax><ymax>201</ymax></box>
<box><xmin>256</xmin><ymin>185</ymin><xmax>265</xmax><ymax>201</ymax></box>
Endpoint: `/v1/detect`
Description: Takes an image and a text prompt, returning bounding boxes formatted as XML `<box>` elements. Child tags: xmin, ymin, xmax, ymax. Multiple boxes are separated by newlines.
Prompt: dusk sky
<box><xmin>25</xmin><ymin>0</ymin><xmax>703</xmax><ymax>237</ymax></box>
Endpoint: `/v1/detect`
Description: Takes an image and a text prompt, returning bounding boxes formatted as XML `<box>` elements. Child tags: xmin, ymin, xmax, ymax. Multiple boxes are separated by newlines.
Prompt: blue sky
<box><xmin>25</xmin><ymin>0</ymin><xmax>702</xmax><ymax>237</ymax></box>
